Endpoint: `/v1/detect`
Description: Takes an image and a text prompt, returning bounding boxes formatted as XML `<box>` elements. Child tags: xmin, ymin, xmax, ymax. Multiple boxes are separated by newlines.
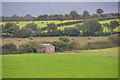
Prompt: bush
<box><xmin>59</xmin><ymin>36</ymin><xmax>70</xmax><ymax>43</ymax></box>
<box><xmin>2</xmin><ymin>43</ymin><xmax>17</xmax><ymax>54</ymax></box>
<box><xmin>51</xmin><ymin>41</ymin><xmax>68</xmax><ymax>52</ymax></box>
<box><xmin>82</xmin><ymin>40</ymin><xmax>115</xmax><ymax>50</ymax></box>
<box><xmin>25</xmin><ymin>23</ymin><xmax>38</xmax><ymax>30</ymax></box>
<box><xmin>68</xmin><ymin>41</ymin><xmax>80</xmax><ymax>50</ymax></box>
<box><xmin>18</xmin><ymin>41</ymin><xmax>44</xmax><ymax>53</ymax></box>
<box><xmin>82</xmin><ymin>19</ymin><xmax>103</xmax><ymax>36</ymax></box>
<box><xmin>12</xmin><ymin>28</ymin><xmax>32</xmax><ymax>38</ymax></box>
<box><xmin>109</xmin><ymin>21</ymin><xmax>119</xmax><ymax>31</ymax></box>
<box><xmin>108</xmin><ymin>34</ymin><xmax>120</xmax><ymax>46</ymax></box>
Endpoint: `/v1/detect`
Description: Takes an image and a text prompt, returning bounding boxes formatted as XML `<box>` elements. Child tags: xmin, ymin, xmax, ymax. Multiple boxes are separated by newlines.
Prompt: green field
<box><xmin>2</xmin><ymin>47</ymin><xmax>118</xmax><ymax>78</ymax></box>
<box><xmin>1</xmin><ymin>19</ymin><xmax>119</xmax><ymax>31</ymax></box>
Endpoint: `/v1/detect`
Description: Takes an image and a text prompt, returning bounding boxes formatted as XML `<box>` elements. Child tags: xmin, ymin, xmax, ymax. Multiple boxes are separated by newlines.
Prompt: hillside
<box><xmin>2</xmin><ymin>47</ymin><xmax>118</xmax><ymax>78</ymax></box>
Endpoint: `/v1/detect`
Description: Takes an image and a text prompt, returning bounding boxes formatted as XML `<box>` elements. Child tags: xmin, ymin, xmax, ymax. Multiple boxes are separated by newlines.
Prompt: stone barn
<box><xmin>37</xmin><ymin>43</ymin><xmax>55</xmax><ymax>53</ymax></box>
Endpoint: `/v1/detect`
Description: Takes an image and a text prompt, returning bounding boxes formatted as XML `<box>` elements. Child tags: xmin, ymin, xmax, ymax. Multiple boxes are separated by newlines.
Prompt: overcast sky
<box><xmin>2</xmin><ymin>2</ymin><xmax>118</xmax><ymax>17</ymax></box>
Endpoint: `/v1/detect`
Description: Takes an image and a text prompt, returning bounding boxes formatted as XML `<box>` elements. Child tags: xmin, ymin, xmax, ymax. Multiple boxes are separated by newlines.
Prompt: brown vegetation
<box><xmin>2</xmin><ymin>36</ymin><xmax>108</xmax><ymax>47</ymax></box>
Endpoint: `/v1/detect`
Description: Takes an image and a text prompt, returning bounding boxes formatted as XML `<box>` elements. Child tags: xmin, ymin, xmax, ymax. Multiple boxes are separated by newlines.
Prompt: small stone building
<box><xmin>37</xmin><ymin>43</ymin><xmax>55</xmax><ymax>53</ymax></box>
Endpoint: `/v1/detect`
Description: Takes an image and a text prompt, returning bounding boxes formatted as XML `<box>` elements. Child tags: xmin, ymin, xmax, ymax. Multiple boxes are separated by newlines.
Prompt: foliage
<box><xmin>63</xmin><ymin>27</ymin><xmax>80</xmax><ymax>36</ymax></box>
<box><xmin>3</xmin><ymin>23</ymin><xmax>19</xmax><ymax>34</ymax></box>
<box><xmin>68</xmin><ymin>40</ymin><xmax>80</xmax><ymax>50</ymax></box>
<box><xmin>2</xmin><ymin>43</ymin><xmax>17</xmax><ymax>54</ymax></box>
<box><xmin>82</xmin><ymin>10</ymin><xmax>90</xmax><ymax>18</ymax></box>
<box><xmin>12</xmin><ymin>28</ymin><xmax>32</xmax><ymax>38</ymax></box>
<box><xmin>59</xmin><ymin>36</ymin><xmax>70</xmax><ymax>43</ymax></box>
<box><xmin>51</xmin><ymin>41</ymin><xmax>68</xmax><ymax>52</ymax></box>
<box><xmin>47</xmin><ymin>23</ymin><xmax>58</xmax><ymax>32</ymax></box>
<box><xmin>108</xmin><ymin>34</ymin><xmax>120</xmax><ymax>46</ymax></box>
<box><xmin>109</xmin><ymin>21</ymin><xmax>119</xmax><ymax>31</ymax></box>
<box><xmin>96</xmin><ymin>8</ymin><xmax>104</xmax><ymax>16</ymax></box>
<box><xmin>25</xmin><ymin>23</ymin><xmax>38</xmax><ymax>30</ymax></box>
<box><xmin>82</xmin><ymin>19</ymin><xmax>103</xmax><ymax>36</ymax></box>
<box><xmin>70</xmin><ymin>10</ymin><xmax>80</xmax><ymax>19</ymax></box>
<box><xmin>82</xmin><ymin>40</ymin><xmax>115</xmax><ymax>50</ymax></box>
<box><xmin>18</xmin><ymin>41</ymin><xmax>44</xmax><ymax>53</ymax></box>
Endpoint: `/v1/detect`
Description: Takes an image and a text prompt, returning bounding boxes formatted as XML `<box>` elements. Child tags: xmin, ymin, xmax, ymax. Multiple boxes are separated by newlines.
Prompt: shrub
<box><xmin>59</xmin><ymin>36</ymin><xmax>70</xmax><ymax>43</ymax></box>
<box><xmin>18</xmin><ymin>41</ymin><xmax>44</xmax><ymax>53</ymax></box>
<box><xmin>68</xmin><ymin>41</ymin><xmax>80</xmax><ymax>50</ymax></box>
<box><xmin>12</xmin><ymin>28</ymin><xmax>32</xmax><ymax>38</ymax></box>
<box><xmin>82</xmin><ymin>40</ymin><xmax>115</xmax><ymax>50</ymax></box>
<box><xmin>51</xmin><ymin>41</ymin><xmax>68</xmax><ymax>52</ymax></box>
<box><xmin>2</xmin><ymin>43</ymin><xmax>17</xmax><ymax>54</ymax></box>
<box><xmin>108</xmin><ymin>34</ymin><xmax>120</xmax><ymax>46</ymax></box>
<box><xmin>25</xmin><ymin>23</ymin><xmax>38</xmax><ymax>30</ymax></box>
<box><xmin>82</xmin><ymin>19</ymin><xmax>103</xmax><ymax>36</ymax></box>
<box><xmin>109</xmin><ymin>21</ymin><xmax>119</xmax><ymax>31</ymax></box>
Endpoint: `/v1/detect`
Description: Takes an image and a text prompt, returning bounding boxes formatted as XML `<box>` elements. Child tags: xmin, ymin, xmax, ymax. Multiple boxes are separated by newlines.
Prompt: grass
<box><xmin>2</xmin><ymin>47</ymin><xmax>118</xmax><ymax>78</ymax></box>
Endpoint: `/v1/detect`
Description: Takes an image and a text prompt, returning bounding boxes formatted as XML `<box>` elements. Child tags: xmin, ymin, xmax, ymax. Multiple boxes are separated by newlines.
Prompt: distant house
<box><xmin>37</xmin><ymin>43</ymin><xmax>55</xmax><ymax>53</ymax></box>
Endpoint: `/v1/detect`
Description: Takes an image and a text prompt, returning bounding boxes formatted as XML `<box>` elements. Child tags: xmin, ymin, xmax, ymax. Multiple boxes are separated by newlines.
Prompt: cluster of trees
<box><xmin>2</xmin><ymin>9</ymin><xmax>120</xmax><ymax>22</ymax></box>
<box><xmin>2</xmin><ymin>19</ymin><xmax>119</xmax><ymax>38</ymax></box>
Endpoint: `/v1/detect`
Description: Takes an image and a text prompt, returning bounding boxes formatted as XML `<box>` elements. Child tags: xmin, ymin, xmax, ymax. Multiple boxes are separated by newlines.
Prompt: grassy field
<box><xmin>1</xmin><ymin>36</ymin><xmax>108</xmax><ymax>47</ymax></box>
<box><xmin>0</xmin><ymin>19</ymin><xmax>119</xmax><ymax>31</ymax></box>
<box><xmin>0</xmin><ymin>20</ymin><xmax>82</xmax><ymax>28</ymax></box>
<box><xmin>2</xmin><ymin>47</ymin><xmax>118</xmax><ymax>78</ymax></box>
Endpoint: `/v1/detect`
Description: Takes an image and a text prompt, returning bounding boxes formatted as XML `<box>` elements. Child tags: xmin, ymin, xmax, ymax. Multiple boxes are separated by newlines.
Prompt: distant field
<box><xmin>0</xmin><ymin>20</ymin><xmax>82</xmax><ymax>28</ymax></box>
<box><xmin>2</xmin><ymin>47</ymin><xmax>118</xmax><ymax>78</ymax></box>
<box><xmin>2</xmin><ymin>36</ymin><xmax>108</xmax><ymax>47</ymax></box>
<box><xmin>0</xmin><ymin>19</ymin><xmax>119</xmax><ymax>31</ymax></box>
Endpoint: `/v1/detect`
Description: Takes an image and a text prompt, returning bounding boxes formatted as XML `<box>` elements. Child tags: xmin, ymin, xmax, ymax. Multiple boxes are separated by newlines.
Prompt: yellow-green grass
<box><xmin>0</xmin><ymin>19</ymin><xmax>119</xmax><ymax>32</ymax></box>
<box><xmin>2</xmin><ymin>47</ymin><xmax>118</xmax><ymax>78</ymax></box>
<box><xmin>0</xmin><ymin>20</ymin><xmax>83</xmax><ymax>29</ymax></box>
<box><xmin>99</xmin><ymin>19</ymin><xmax>119</xmax><ymax>24</ymax></box>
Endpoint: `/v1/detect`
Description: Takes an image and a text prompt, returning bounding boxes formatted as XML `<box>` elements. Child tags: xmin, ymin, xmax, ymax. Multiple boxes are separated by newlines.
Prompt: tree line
<box><xmin>2</xmin><ymin>8</ymin><xmax>120</xmax><ymax>22</ymax></box>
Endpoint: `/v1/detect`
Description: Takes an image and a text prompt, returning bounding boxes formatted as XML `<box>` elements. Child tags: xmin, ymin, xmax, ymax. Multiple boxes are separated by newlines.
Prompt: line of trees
<box><xmin>2</xmin><ymin>19</ymin><xmax>119</xmax><ymax>38</ymax></box>
<box><xmin>2</xmin><ymin>8</ymin><xmax>120</xmax><ymax>22</ymax></box>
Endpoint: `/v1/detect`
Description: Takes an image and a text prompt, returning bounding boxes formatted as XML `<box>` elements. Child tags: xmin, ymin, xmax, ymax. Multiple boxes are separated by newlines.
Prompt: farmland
<box><xmin>0</xmin><ymin>19</ymin><xmax>119</xmax><ymax>31</ymax></box>
<box><xmin>2</xmin><ymin>47</ymin><xmax>118</xmax><ymax>78</ymax></box>
<box><xmin>1</xmin><ymin>36</ymin><xmax>108</xmax><ymax>47</ymax></box>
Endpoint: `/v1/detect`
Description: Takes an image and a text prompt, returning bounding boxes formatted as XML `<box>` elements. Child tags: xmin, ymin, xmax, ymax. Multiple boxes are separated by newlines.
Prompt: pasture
<box><xmin>0</xmin><ymin>19</ymin><xmax>119</xmax><ymax>31</ymax></box>
<box><xmin>2</xmin><ymin>47</ymin><xmax>118</xmax><ymax>78</ymax></box>
<box><xmin>1</xmin><ymin>36</ymin><xmax>108</xmax><ymax>47</ymax></box>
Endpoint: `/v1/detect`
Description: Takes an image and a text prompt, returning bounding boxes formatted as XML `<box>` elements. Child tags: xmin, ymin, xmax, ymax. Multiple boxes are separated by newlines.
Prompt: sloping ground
<box><xmin>2</xmin><ymin>36</ymin><xmax>107</xmax><ymax>47</ymax></box>
<box><xmin>2</xmin><ymin>47</ymin><xmax>118</xmax><ymax>78</ymax></box>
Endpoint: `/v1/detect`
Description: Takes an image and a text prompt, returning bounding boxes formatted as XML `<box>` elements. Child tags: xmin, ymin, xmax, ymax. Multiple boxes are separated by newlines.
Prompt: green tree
<box><xmin>51</xmin><ymin>41</ymin><xmax>68</xmax><ymax>52</ymax></box>
<box><xmin>58</xmin><ymin>15</ymin><xmax>64</xmax><ymax>22</ymax></box>
<box><xmin>109</xmin><ymin>21</ymin><xmax>119</xmax><ymax>32</ymax></box>
<box><xmin>25</xmin><ymin>23</ymin><xmax>38</xmax><ymax>30</ymax></box>
<box><xmin>82</xmin><ymin>19</ymin><xmax>103</xmax><ymax>36</ymax></box>
<box><xmin>12</xmin><ymin>14</ymin><xmax>19</xmax><ymax>18</ymax></box>
<box><xmin>2</xmin><ymin>43</ymin><xmax>17</xmax><ymax>54</ymax></box>
<box><xmin>25</xmin><ymin>14</ymin><xmax>32</xmax><ymax>17</ymax></box>
<box><xmin>18</xmin><ymin>41</ymin><xmax>44</xmax><ymax>53</ymax></box>
<box><xmin>70</xmin><ymin>10</ymin><xmax>80</xmax><ymax>19</ymax></box>
<box><xmin>47</xmin><ymin>23</ymin><xmax>58</xmax><ymax>32</ymax></box>
<box><xmin>12</xmin><ymin>28</ymin><xmax>32</xmax><ymax>38</ymax></box>
<box><xmin>96</xmin><ymin>8</ymin><xmax>104</xmax><ymax>17</ymax></box>
<box><xmin>82</xmin><ymin>10</ymin><xmax>90</xmax><ymax>18</ymax></box>
<box><xmin>59</xmin><ymin>37</ymin><xmax>70</xmax><ymax>43</ymax></box>
<box><xmin>3</xmin><ymin>23</ymin><xmax>19</xmax><ymax>34</ymax></box>
<box><xmin>63</xmin><ymin>27</ymin><xmax>80</xmax><ymax>36</ymax></box>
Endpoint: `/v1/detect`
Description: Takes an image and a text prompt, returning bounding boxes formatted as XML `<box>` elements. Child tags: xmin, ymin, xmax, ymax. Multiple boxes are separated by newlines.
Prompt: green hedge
<box><xmin>2</xmin><ymin>43</ymin><xmax>17</xmax><ymax>54</ymax></box>
<box><xmin>81</xmin><ymin>40</ymin><xmax>115</xmax><ymax>50</ymax></box>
